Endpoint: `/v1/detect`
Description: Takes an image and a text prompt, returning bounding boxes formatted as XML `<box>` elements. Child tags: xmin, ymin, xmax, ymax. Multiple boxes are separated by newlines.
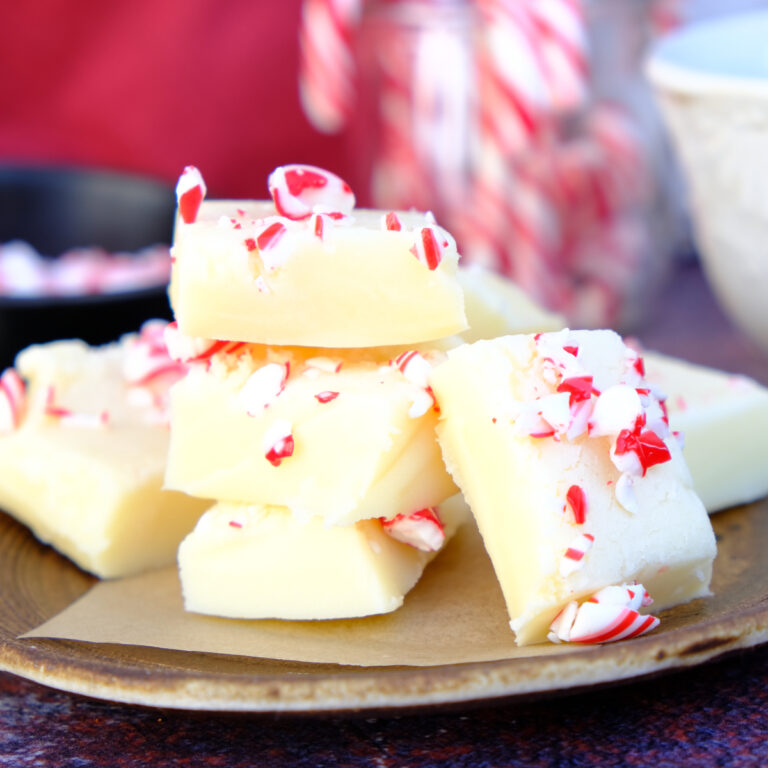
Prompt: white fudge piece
<box><xmin>0</xmin><ymin>329</ymin><xmax>209</xmax><ymax>578</ymax></box>
<box><xmin>170</xmin><ymin>199</ymin><xmax>466</xmax><ymax>347</ymax></box>
<box><xmin>164</xmin><ymin>339</ymin><xmax>457</xmax><ymax>525</ymax></box>
<box><xmin>457</xmin><ymin>263</ymin><xmax>565</xmax><ymax>343</ymax></box>
<box><xmin>178</xmin><ymin>495</ymin><xmax>469</xmax><ymax>620</ymax></box>
<box><xmin>644</xmin><ymin>351</ymin><xmax>768</xmax><ymax>512</ymax></box>
<box><xmin>429</xmin><ymin>330</ymin><xmax>717</xmax><ymax>645</ymax></box>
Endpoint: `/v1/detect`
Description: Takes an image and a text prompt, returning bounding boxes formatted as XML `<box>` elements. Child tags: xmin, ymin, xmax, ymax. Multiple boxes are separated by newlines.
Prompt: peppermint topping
<box><xmin>175</xmin><ymin>166</ymin><xmax>207</xmax><ymax>224</ymax></box>
<box><xmin>123</xmin><ymin>321</ymin><xmax>188</xmax><ymax>389</ymax></box>
<box><xmin>244</xmin><ymin>220</ymin><xmax>294</xmax><ymax>273</ymax></box>
<box><xmin>588</xmin><ymin>384</ymin><xmax>643</xmax><ymax>437</ymax></box>
<box><xmin>263</xmin><ymin>419</ymin><xmax>295</xmax><ymax>466</ymax></box>
<box><xmin>164</xmin><ymin>323</ymin><xmax>244</xmax><ymax>366</ymax></box>
<box><xmin>565</xmin><ymin>484</ymin><xmax>587</xmax><ymax>524</ymax></box>
<box><xmin>240</xmin><ymin>363</ymin><xmax>290</xmax><ymax>414</ymax></box>
<box><xmin>312</xmin><ymin>213</ymin><xmax>325</xmax><ymax>240</ymax></box>
<box><xmin>391</xmin><ymin>350</ymin><xmax>437</xmax><ymax>417</ymax></box>
<box><xmin>560</xmin><ymin>532</ymin><xmax>594</xmax><ymax>576</ymax></box>
<box><xmin>314</xmin><ymin>390</ymin><xmax>339</xmax><ymax>403</ymax></box>
<box><xmin>612</xmin><ymin>428</ymin><xmax>671</xmax><ymax>477</ymax></box>
<box><xmin>392</xmin><ymin>350</ymin><xmax>431</xmax><ymax>388</ymax></box>
<box><xmin>381</xmin><ymin>507</ymin><xmax>445</xmax><ymax>552</ymax></box>
<box><xmin>556</xmin><ymin>375</ymin><xmax>596</xmax><ymax>406</ymax></box>
<box><xmin>0</xmin><ymin>368</ymin><xmax>26</xmax><ymax>432</ymax></box>
<box><xmin>384</xmin><ymin>211</ymin><xmax>402</xmax><ymax>231</ymax></box>
<box><xmin>548</xmin><ymin>583</ymin><xmax>659</xmax><ymax>644</ymax></box>
<box><xmin>256</xmin><ymin>221</ymin><xmax>287</xmax><ymax>252</ymax></box>
<box><xmin>615</xmin><ymin>472</ymin><xmax>639</xmax><ymax>514</ymax></box>
<box><xmin>409</xmin><ymin>227</ymin><xmax>446</xmax><ymax>270</ymax></box>
<box><xmin>268</xmin><ymin>164</ymin><xmax>355</xmax><ymax>220</ymax></box>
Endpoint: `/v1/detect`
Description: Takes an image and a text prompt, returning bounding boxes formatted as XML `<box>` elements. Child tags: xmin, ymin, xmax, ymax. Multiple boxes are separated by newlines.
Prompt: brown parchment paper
<box><xmin>22</xmin><ymin>522</ymin><xmax>564</xmax><ymax>667</ymax></box>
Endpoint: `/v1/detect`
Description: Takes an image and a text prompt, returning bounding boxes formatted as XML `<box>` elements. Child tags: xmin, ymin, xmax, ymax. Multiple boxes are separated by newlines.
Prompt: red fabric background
<box><xmin>0</xmin><ymin>0</ymin><xmax>348</xmax><ymax>197</ymax></box>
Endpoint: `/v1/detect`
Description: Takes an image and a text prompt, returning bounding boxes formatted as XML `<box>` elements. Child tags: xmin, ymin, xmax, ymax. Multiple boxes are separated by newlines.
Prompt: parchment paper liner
<box><xmin>22</xmin><ymin>521</ymin><xmax>571</xmax><ymax>666</ymax></box>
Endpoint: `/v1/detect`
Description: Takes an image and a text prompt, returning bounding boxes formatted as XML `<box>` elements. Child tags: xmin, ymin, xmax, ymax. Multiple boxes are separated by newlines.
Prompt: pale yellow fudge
<box><xmin>457</xmin><ymin>263</ymin><xmax>565</xmax><ymax>343</ymax></box>
<box><xmin>178</xmin><ymin>494</ymin><xmax>469</xmax><ymax>620</ymax></box>
<box><xmin>644</xmin><ymin>351</ymin><xmax>768</xmax><ymax>512</ymax></box>
<box><xmin>0</xmin><ymin>327</ymin><xmax>209</xmax><ymax>578</ymax></box>
<box><xmin>170</xmin><ymin>199</ymin><xmax>467</xmax><ymax>348</ymax></box>
<box><xmin>429</xmin><ymin>330</ymin><xmax>717</xmax><ymax>645</ymax></box>
<box><xmin>164</xmin><ymin>337</ymin><xmax>457</xmax><ymax>525</ymax></box>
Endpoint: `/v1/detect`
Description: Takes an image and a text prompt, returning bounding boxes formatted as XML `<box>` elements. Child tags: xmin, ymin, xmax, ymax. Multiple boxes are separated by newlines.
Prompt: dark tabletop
<box><xmin>1</xmin><ymin>260</ymin><xmax>766</xmax><ymax>767</ymax></box>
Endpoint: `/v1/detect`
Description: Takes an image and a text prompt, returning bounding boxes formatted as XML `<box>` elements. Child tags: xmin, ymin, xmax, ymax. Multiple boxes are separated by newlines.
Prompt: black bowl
<box><xmin>0</xmin><ymin>165</ymin><xmax>176</xmax><ymax>368</ymax></box>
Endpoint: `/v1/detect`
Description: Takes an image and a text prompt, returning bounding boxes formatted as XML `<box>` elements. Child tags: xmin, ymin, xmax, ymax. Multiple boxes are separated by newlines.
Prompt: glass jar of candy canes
<box><xmin>298</xmin><ymin>0</ymin><xmax>753</xmax><ymax>330</ymax></box>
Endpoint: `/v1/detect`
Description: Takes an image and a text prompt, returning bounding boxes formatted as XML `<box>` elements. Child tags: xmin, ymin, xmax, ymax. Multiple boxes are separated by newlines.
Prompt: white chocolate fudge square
<box><xmin>457</xmin><ymin>263</ymin><xmax>565</xmax><ymax>343</ymax></box>
<box><xmin>164</xmin><ymin>340</ymin><xmax>457</xmax><ymax>525</ymax></box>
<box><xmin>0</xmin><ymin>330</ymin><xmax>209</xmax><ymax>579</ymax></box>
<box><xmin>178</xmin><ymin>495</ymin><xmax>469</xmax><ymax>620</ymax></box>
<box><xmin>429</xmin><ymin>330</ymin><xmax>717</xmax><ymax>645</ymax></box>
<box><xmin>170</xmin><ymin>200</ymin><xmax>467</xmax><ymax>347</ymax></box>
<box><xmin>644</xmin><ymin>351</ymin><xmax>768</xmax><ymax>512</ymax></box>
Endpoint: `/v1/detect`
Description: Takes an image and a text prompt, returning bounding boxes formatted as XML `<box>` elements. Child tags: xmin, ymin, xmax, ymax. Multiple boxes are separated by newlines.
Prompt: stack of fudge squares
<box><xmin>165</xmin><ymin>164</ymin><xmax>472</xmax><ymax>621</ymax></box>
<box><xmin>165</xmin><ymin>164</ymin><xmax>717</xmax><ymax>645</ymax></box>
<box><xmin>2</xmin><ymin>161</ymin><xmax>749</xmax><ymax>647</ymax></box>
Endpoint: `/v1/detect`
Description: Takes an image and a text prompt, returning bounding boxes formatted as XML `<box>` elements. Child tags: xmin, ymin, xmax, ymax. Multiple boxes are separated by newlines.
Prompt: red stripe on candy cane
<box><xmin>565</xmin><ymin>484</ymin><xmax>587</xmax><ymax>524</ymax></box>
<box><xmin>381</xmin><ymin>507</ymin><xmax>445</xmax><ymax>552</ymax></box>
<box><xmin>175</xmin><ymin>166</ymin><xmax>207</xmax><ymax>224</ymax></box>
<box><xmin>0</xmin><ymin>368</ymin><xmax>26</xmax><ymax>431</ymax></box>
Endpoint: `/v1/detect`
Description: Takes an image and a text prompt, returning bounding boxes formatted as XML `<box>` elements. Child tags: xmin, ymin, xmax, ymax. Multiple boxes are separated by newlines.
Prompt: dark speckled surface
<box><xmin>0</xmin><ymin>646</ymin><xmax>766</xmax><ymax>767</ymax></box>
<box><xmin>0</xmin><ymin>264</ymin><xmax>767</xmax><ymax>766</ymax></box>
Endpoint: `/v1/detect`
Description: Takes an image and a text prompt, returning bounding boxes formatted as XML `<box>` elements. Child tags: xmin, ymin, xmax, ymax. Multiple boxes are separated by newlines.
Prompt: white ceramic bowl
<box><xmin>647</xmin><ymin>11</ymin><xmax>768</xmax><ymax>353</ymax></box>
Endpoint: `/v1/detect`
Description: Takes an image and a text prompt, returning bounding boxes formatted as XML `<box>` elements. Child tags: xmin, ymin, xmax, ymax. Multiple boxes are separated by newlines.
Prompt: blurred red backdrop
<box><xmin>0</xmin><ymin>0</ymin><xmax>349</xmax><ymax>197</ymax></box>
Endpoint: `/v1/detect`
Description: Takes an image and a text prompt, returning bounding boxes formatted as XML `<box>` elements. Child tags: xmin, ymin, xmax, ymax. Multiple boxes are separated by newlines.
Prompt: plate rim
<box><xmin>1</xmin><ymin>502</ymin><xmax>767</xmax><ymax>714</ymax></box>
<box><xmin>2</xmin><ymin>588</ymin><xmax>766</xmax><ymax>713</ymax></box>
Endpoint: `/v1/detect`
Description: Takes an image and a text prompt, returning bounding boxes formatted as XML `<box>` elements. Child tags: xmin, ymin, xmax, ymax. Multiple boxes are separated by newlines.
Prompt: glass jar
<box><xmin>343</xmin><ymin>0</ymin><xmax>682</xmax><ymax>330</ymax></box>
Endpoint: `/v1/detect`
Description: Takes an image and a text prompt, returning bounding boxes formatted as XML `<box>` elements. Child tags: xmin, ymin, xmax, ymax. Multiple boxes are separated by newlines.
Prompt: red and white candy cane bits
<box><xmin>0</xmin><ymin>368</ymin><xmax>26</xmax><ymax>432</ymax></box>
<box><xmin>267</xmin><ymin>164</ymin><xmax>355</xmax><ymax>221</ymax></box>
<box><xmin>381</xmin><ymin>507</ymin><xmax>445</xmax><ymax>552</ymax></box>
<box><xmin>176</xmin><ymin>166</ymin><xmax>207</xmax><ymax>224</ymax></box>
<box><xmin>263</xmin><ymin>419</ymin><xmax>295</xmax><ymax>467</ymax></box>
<box><xmin>548</xmin><ymin>583</ymin><xmax>660</xmax><ymax>644</ymax></box>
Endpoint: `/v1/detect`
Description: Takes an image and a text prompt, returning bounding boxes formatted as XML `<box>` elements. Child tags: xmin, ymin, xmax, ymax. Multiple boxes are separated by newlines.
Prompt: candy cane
<box><xmin>267</xmin><ymin>164</ymin><xmax>355</xmax><ymax>220</ymax></box>
<box><xmin>548</xmin><ymin>583</ymin><xmax>659</xmax><ymax>644</ymax></box>
<box><xmin>0</xmin><ymin>368</ymin><xmax>26</xmax><ymax>432</ymax></box>
<box><xmin>298</xmin><ymin>0</ymin><xmax>363</xmax><ymax>134</ymax></box>
<box><xmin>525</xmin><ymin>0</ymin><xmax>589</xmax><ymax>113</ymax></box>
<box><xmin>381</xmin><ymin>507</ymin><xmax>445</xmax><ymax>552</ymax></box>
<box><xmin>175</xmin><ymin>166</ymin><xmax>206</xmax><ymax>224</ymax></box>
<box><xmin>263</xmin><ymin>419</ymin><xmax>295</xmax><ymax>467</ymax></box>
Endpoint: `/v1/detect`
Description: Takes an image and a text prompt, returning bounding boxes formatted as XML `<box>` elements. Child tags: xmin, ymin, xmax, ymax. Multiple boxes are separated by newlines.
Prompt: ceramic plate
<box><xmin>0</xmin><ymin>501</ymin><xmax>766</xmax><ymax>714</ymax></box>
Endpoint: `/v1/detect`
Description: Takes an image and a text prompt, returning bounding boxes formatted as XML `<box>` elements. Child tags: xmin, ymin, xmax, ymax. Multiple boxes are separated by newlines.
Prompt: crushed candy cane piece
<box><xmin>615</xmin><ymin>472</ymin><xmax>639</xmax><ymax>514</ymax></box>
<box><xmin>566</xmin><ymin>484</ymin><xmax>587</xmax><ymax>524</ymax></box>
<box><xmin>392</xmin><ymin>350</ymin><xmax>431</xmax><ymax>388</ymax></box>
<box><xmin>263</xmin><ymin>419</ymin><xmax>295</xmax><ymax>467</ymax></box>
<box><xmin>0</xmin><ymin>368</ymin><xmax>26</xmax><ymax>432</ymax></box>
<box><xmin>268</xmin><ymin>164</ymin><xmax>355</xmax><ymax>220</ymax></box>
<box><xmin>548</xmin><ymin>583</ymin><xmax>659</xmax><ymax>644</ymax></box>
<box><xmin>314</xmin><ymin>390</ymin><xmax>339</xmax><ymax>403</ymax></box>
<box><xmin>381</xmin><ymin>507</ymin><xmax>445</xmax><ymax>552</ymax></box>
<box><xmin>588</xmin><ymin>384</ymin><xmax>643</xmax><ymax>437</ymax></box>
<box><xmin>164</xmin><ymin>323</ymin><xmax>243</xmax><ymax>365</ymax></box>
<box><xmin>384</xmin><ymin>211</ymin><xmax>402</xmax><ymax>231</ymax></box>
<box><xmin>556</xmin><ymin>376</ymin><xmax>595</xmax><ymax>406</ymax></box>
<box><xmin>612</xmin><ymin>428</ymin><xmax>671</xmax><ymax>477</ymax></box>
<box><xmin>240</xmin><ymin>363</ymin><xmax>290</xmax><ymax>415</ymax></box>
<box><xmin>409</xmin><ymin>227</ymin><xmax>446</xmax><ymax>270</ymax></box>
<box><xmin>560</xmin><ymin>532</ymin><xmax>594</xmax><ymax>576</ymax></box>
<box><xmin>176</xmin><ymin>166</ymin><xmax>207</xmax><ymax>224</ymax></box>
